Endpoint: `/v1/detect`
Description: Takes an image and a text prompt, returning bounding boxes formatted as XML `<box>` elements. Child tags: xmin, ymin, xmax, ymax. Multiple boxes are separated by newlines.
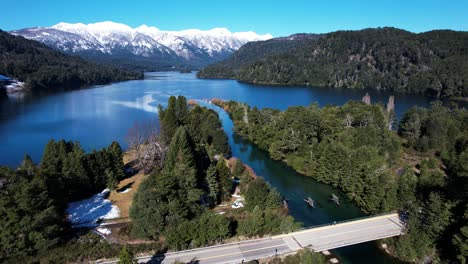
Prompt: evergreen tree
<box><xmin>397</xmin><ymin>169</ymin><xmax>418</xmax><ymax>206</ymax></box>
<box><xmin>105</xmin><ymin>168</ymin><xmax>118</xmax><ymax>190</ymax></box>
<box><xmin>165</xmin><ymin>126</ymin><xmax>201</xmax><ymax>203</ymax></box>
<box><xmin>175</xmin><ymin>95</ymin><xmax>189</xmax><ymax>125</ymax></box>
<box><xmin>206</xmin><ymin>165</ymin><xmax>221</xmax><ymax>205</ymax></box>
<box><xmin>129</xmin><ymin>173</ymin><xmax>167</xmax><ymax>239</ymax></box>
<box><xmin>62</xmin><ymin>142</ymin><xmax>90</xmax><ymax>199</ymax></box>
<box><xmin>0</xmin><ymin>169</ymin><xmax>65</xmax><ymax>259</ymax></box>
<box><xmin>453</xmin><ymin>208</ymin><xmax>468</xmax><ymax>264</ymax></box>
<box><xmin>18</xmin><ymin>154</ymin><xmax>35</xmax><ymax>175</ymax></box>
<box><xmin>238</xmin><ymin>205</ymin><xmax>266</xmax><ymax>236</ymax></box>
<box><xmin>244</xmin><ymin>178</ymin><xmax>270</xmax><ymax>210</ymax></box>
<box><xmin>108</xmin><ymin>141</ymin><xmax>125</xmax><ymax>180</ymax></box>
<box><xmin>159</xmin><ymin>96</ymin><xmax>178</xmax><ymax>144</ymax></box>
<box><xmin>117</xmin><ymin>246</ymin><xmax>137</xmax><ymax>264</ymax></box>
<box><xmin>215</xmin><ymin>160</ymin><xmax>232</xmax><ymax>200</ymax></box>
<box><xmin>40</xmin><ymin>139</ymin><xmax>61</xmax><ymax>176</ymax></box>
<box><xmin>232</xmin><ymin>159</ymin><xmax>246</xmax><ymax>178</ymax></box>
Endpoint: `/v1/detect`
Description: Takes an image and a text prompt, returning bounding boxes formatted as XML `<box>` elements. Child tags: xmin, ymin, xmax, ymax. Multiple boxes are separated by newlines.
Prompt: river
<box><xmin>0</xmin><ymin>72</ymin><xmax>434</xmax><ymax>263</ymax></box>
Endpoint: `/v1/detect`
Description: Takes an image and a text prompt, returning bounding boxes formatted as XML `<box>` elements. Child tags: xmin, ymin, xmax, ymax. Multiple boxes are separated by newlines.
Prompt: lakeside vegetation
<box><xmin>214</xmin><ymin>99</ymin><xmax>467</xmax><ymax>263</ymax></box>
<box><xmin>0</xmin><ymin>96</ymin><xmax>300</xmax><ymax>262</ymax></box>
<box><xmin>199</xmin><ymin>28</ymin><xmax>468</xmax><ymax>99</ymax></box>
<box><xmin>0</xmin><ymin>30</ymin><xmax>142</xmax><ymax>96</ymax></box>
<box><xmin>0</xmin><ymin>139</ymin><xmax>128</xmax><ymax>262</ymax></box>
<box><xmin>130</xmin><ymin>96</ymin><xmax>299</xmax><ymax>249</ymax></box>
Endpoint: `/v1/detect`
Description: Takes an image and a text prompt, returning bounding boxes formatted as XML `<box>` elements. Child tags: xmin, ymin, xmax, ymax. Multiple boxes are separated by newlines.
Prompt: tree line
<box><xmin>0</xmin><ymin>140</ymin><xmax>126</xmax><ymax>261</ymax></box>
<box><xmin>199</xmin><ymin>27</ymin><xmax>468</xmax><ymax>99</ymax></box>
<box><xmin>0</xmin><ymin>30</ymin><xmax>142</xmax><ymax>96</ymax></box>
<box><xmin>215</xmin><ymin>99</ymin><xmax>467</xmax><ymax>263</ymax></box>
<box><xmin>130</xmin><ymin>96</ymin><xmax>299</xmax><ymax>250</ymax></box>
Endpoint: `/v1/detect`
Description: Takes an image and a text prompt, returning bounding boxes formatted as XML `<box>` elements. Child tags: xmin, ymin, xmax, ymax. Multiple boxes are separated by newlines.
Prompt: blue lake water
<box><xmin>0</xmin><ymin>72</ymin><xmax>434</xmax><ymax>263</ymax></box>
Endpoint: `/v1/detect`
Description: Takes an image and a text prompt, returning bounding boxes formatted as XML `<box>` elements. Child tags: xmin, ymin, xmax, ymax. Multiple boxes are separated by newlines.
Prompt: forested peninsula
<box><xmin>0</xmin><ymin>30</ymin><xmax>142</xmax><ymax>95</ymax></box>
<box><xmin>213</xmin><ymin>98</ymin><xmax>467</xmax><ymax>263</ymax></box>
<box><xmin>199</xmin><ymin>28</ymin><xmax>468</xmax><ymax>99</ymax></box>
<box><xmin>0</xmin><ymin>96</ymin><xmax>306</xmax><ymax>263</ymax></box>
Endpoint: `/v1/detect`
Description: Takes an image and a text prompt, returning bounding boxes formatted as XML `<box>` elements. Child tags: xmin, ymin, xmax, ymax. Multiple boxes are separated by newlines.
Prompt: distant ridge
<box><xmin>11</xmin><ymin>21</ymin><xmax>272</xmax><ymax>71</ymax></box>
<box><xmin>198</xmin><ymin>27</ymin><xmax>468</xmax><ymax>99</ymax></box>
<box><xmin>0</xmin><ymin>30</ymin><xmax>141</xmax><ymax>95</ymax></box>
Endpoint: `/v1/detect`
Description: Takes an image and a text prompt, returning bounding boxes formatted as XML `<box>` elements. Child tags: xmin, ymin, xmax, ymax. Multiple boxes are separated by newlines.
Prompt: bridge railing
<box><xmin>280</xmin><ymin>211</ymin><xmax>401</xmax><ymax>235</ymax></box>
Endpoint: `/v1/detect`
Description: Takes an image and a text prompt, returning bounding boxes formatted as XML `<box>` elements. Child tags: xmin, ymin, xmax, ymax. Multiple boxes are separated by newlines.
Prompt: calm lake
<box><xmin>0</xmin><ymin>72</ymin><xmax>434</xmax><ymax>263</ymax></box>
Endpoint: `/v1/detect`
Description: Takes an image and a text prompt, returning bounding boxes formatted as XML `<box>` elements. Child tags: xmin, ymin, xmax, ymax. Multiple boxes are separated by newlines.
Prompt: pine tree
<box><xmin>106</xmin><ymin>168</ymin><xmax>118</xmax><ymax>190</ymax></box>
<box><xmin>175</xmin><ymin>95</ymin><xmax>189</xmax><ymax>125</ymax></box>
<box><xmin>206</xmin><ymin>165</ymin><xmax>221</xmax><ymax>205</ymax></box>
<box><xmin>41</xmin><ymin>139</ymin><xmax>60</xmax><ymax>175</ymax></box>
<box><xmin>215</xmin><ymin>160</ymin><xmax>232</xmax><ymax>200</ymax></box>
<box><xmin>18</xmin><ymin>154</ymin><xmax>35</xmax><ymax>174</ymax></box>
<box><xmin>108</xmin><ymin>141</ymin><xmax>125</xmax><ymax>180</ymax></box>
<box><xmin>232</xmin><ymin>159</ymin><xmax>246</xmax><ymax>178</ymax></box>
<box><xmin>117</xmin><ymin>246</ymin><xmax>137</xmax><ymax>264</ymax></box>
<box><xmin>164</xmin><ymin>127</ymin><xmax>194</xmax><ymax>169</ymax></box>
<box><xmin>0</xmin><ymin>170</ymin><xmax>65</xmax><ymax>258</ymax></box>
<box><xmin>160</xmin><ymin>96</ymin><xmax>178</xmax><ymax>144</ymax></box>
<box><xmin>453</xmin><ymin>225</ymin><xmax>468</xmax><ymax>264</ymax></box>
<box><xmin>62</xmin><ymin>142</ymin><xmax>90</xmax><ymax>199</ymax></box>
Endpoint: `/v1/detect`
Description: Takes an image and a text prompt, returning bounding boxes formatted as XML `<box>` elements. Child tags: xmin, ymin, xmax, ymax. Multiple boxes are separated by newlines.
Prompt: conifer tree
<box><xmin>108</xmin><ymin>141</ymin><xmax>125</xmax><ymax>180</ymax></box>
<box><xmin>105</xmin><ymin>168</ymin><xmax>118</xmax><ymax>190</ymax></box>
<box><xmin>206</xmin><ymin>165</ymin><xmax>221</xmax><ymax>205</ymax></box>
<box><xmin>215</xmin><ymin>159</ymin><xmax>232</xmax><ymax>200</ymax></box>
<box><xmin>18</xmin><ymin>154</ymin><xmax>35</xmax><ymax>174</ymax></box>
<box><xmin>117</xmin><ymin>246</ymin><xmax>137</xmax><ymax>264</ymax></box>
<box><xmin>41</xmin><ymin>139</ymin><xmax>60</xmax><ymax>175</ymax></box>
<box><xmin>160</xmin><ymin>96</ymin><xmax>178</xmax><ymax>144</ymax></box>
<box><xmin>175</xmin><ymin>95</ymin><xmax>189</xmax><ymax>125</ymax></box>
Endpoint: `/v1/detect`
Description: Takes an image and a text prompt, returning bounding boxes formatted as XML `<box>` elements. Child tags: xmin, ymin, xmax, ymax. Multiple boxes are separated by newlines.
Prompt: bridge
<box><xmin>97</xmin><ymin>213</ymin><xmax>404</xmax><ymax>264</ymax></box>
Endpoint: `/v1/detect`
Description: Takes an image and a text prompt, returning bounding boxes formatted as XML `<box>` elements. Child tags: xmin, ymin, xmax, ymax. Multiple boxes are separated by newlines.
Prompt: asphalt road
<box><xmin>97</xmin><ymin>213</ymin><xmax>403</xmax><ymax>264</ymax></box>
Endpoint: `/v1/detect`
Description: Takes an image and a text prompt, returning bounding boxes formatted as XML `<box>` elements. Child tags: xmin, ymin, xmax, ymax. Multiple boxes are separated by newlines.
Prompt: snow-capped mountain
<box><xmin>11</xmin><ymin>21</ymin><xmax>273</xmax><ymax>69</ymax></box>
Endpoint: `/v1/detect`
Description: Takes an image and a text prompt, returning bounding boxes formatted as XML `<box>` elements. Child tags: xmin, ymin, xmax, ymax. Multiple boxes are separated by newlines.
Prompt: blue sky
<box><xmin>1</xmin><ymin>0</ymin><xmax>467</xmax><ymax>36</ymax></box>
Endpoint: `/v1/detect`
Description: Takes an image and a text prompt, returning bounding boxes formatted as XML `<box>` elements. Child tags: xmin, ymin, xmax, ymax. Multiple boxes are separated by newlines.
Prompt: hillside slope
<box><xmin>11</xmin><ymin>21</ymin><xmax>273</xmax><ymax>71</ymax></box>
<box><xmin>198</xmin><ymin>28</ymin><xmax>468</xmax><ymax>99</ymax></box>
<box><xmin>0</xmin><ymin>30</ymin><xmax>142</xmax><ymax>95</ymax></box>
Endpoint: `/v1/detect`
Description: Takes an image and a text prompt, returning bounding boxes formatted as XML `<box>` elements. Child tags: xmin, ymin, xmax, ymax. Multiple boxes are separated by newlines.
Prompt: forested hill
<box><xmin>197</xmin><ymin>33</ymin><xmax>321</xmax><ymax>79</ymax></box>
<box><xmin>0</xmin><ymin>30</ymin><xmax>142</xmax><ymax>95</ymax></box>
<box><xmin>198</xmin><ymin>28</ymin><xmax>468</xmax><ymax>99</ymax></box>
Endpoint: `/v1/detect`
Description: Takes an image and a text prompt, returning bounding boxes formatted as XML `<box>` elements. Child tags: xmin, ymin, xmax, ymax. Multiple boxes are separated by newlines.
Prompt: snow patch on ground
<box><xmin>118</xmin><ymin>188</ymin><xmax>131</xmax><ymax>193</ymax></box>
<box><xmin>67</xmin><ymin>189</ymin><xmax>120</xmax><ymax>227</ymax></box>
<box><xmin>96</xmin><ymin>227</ymin><xmax>112</xmax><ymax>235</ymax></box>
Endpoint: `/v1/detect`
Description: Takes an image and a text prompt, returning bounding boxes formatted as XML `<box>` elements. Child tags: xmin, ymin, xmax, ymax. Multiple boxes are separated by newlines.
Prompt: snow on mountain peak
<box><xmin>13</xmin><ymin>21</ymin><xmax>273</xmax><ymax>67</ymax></box>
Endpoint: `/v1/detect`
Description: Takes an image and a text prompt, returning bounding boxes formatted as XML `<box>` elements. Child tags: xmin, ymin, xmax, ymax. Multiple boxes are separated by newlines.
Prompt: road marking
<box><xmin>195</xmin><ymin>243</ymin><xmax>288</xmax><ymax>261</ymax></box>
<box><xmin>97</xmin><ymin>214</ymin><xmax>403</xmax><ymax>263</ymax></box>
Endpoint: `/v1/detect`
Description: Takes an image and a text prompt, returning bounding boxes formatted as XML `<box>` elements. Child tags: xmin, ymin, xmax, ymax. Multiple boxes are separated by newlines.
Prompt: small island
<box><xmin>179</xmin><ymin>68</ymin><xmax>192</xmax><ymax>73</ymax></box>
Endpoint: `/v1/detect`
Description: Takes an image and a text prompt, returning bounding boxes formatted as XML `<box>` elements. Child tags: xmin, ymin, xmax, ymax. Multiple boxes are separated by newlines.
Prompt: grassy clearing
<box><xmin>107</xmin><ymin>150</ymin><xmax>146</xmax><ymax>220</ymax></box>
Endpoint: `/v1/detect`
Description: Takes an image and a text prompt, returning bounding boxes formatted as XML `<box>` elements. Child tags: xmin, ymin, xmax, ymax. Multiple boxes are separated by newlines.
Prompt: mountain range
<box><xmin>11</xmin><ymin>21</ymin><xmax>272</xmax><ymax>70</ymax></box>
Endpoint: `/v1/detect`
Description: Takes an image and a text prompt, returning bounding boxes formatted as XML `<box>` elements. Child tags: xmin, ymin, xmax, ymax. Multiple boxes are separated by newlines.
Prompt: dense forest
<box><xmin>130</xmin><ymin>96</ymin><xmax>299</xmax><ymax>250</ymax></box>
<box><xmin>0</xmin><ymin>30</ymin><xmax>142</xmax><ymax>95</ymax></box>
<box><xmin>0</xmin><ymin>140</ymin><xmax>127</xmax><ymax>262</ymax></box>
<box><xmin>199</xmin><ymin>28</ymin><xmax>468</xmax><ymax>99</ymax></box>
<box><xmin>215</xmin><ymin>99</ymin><xmax>467</xmax><ymax>263</ymax></box>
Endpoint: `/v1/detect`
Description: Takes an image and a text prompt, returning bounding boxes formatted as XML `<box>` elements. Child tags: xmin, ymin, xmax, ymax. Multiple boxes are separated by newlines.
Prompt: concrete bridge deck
<box><xmin>98</xmin><ymin>213</ymin><xmax>404</xmax><ymax>264</ymax></box>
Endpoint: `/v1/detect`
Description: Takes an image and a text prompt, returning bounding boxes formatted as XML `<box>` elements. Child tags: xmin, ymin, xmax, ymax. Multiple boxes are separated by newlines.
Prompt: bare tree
<box><xmin>126</xmin><ymin>120</ymin><xmax>167</xmax><ymax>174</ymax></box>
<box><xmin>127</xmin><ymin>121</ymin><xmax>145</xmax><ymax>165</ymax></box>
<box><xmin>345</xmin><ymin>113</ymin><xmax>353</xmax><ymax>128</ymax></box>
<box><xmin>362</xmin><ymin>92</ymin><xmax>371</xmax><ymax>105</ymax></box>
